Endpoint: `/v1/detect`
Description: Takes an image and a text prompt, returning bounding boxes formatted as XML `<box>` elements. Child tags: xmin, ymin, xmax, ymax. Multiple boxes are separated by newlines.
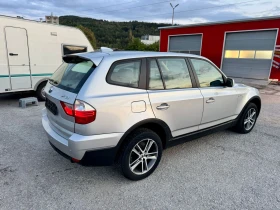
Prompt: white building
<box><xmin>45</xmin><ymin>13</ymin><xmax>59</xmax><ymax>25</ymax></box>
<box><xmin>141</xmin><ymin>35</ymin><xmax>160</xmax><ymax>45</ymax></box>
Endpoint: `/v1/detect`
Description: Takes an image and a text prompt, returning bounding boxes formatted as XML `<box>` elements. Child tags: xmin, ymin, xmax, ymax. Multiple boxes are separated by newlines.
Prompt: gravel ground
<box><xmin>0</xmin><ymin>90</ymin><xmax>280</xmax><ymax>210</ymax></box>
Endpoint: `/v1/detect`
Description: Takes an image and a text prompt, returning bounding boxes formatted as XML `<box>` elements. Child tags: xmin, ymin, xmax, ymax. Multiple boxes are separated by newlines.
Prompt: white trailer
<box><xmin>0</xmin><ymin>15</ymin><xmax>93</xmax><ymax>100</ymax></box>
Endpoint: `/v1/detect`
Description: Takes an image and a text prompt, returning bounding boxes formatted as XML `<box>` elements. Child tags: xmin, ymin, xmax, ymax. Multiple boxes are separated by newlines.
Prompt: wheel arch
<box><xmin>33</xmin><ymin>78</ymin><xmax>48</xmax><ymax>91</ymax></box>
<box><xmin>239</xmin><ymin>96</ymin><xmax>261</xmax><ymax>118</ymax></box>
<box><xmin>114</xmin><ymin>118</ymin><xmax>172</xmax><ymax>162</ymax></box>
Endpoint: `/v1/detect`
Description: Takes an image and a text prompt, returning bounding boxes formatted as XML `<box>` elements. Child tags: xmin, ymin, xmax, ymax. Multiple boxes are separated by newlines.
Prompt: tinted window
<box><xmin>190</xmin><ymin>59</ymin><xmax>224</xmax><ymax>87</ymax></box>
<box><xmin>157</xmin><ymin>58</ymin><xmax>192</xmax><ymax>89</ymax></box>
<box><xmin>225</xmin><ymin>50</ymin><xmax>239</xmax><ymax>58</ymax></box>
<box><xmin>239</xmin><ymin>50</ymin><xmax>255</xmax><ymax>59</ymax></box>
<box><xmin>149</xmin><ymin>59</ymin><xmax>164</xmax><ymax>89</ymax></box>
<box><xmin>50</xmin><ymin>60</ymin><xmax>95</xmax><ymax>93</ymax></box>
<box><xmin>63</xmin><ymin>45</ymin><xmax>87</xmax><ymax>55</ymax></box>
<box><xmin>255</xmin><ymin>51</ymin><xmax>273</xmax><ymax>59</ymax></box>
<box><xmin>108</xmin><ymin>60</ymin><xmax>141</xmax><ymax>88</ymax></box>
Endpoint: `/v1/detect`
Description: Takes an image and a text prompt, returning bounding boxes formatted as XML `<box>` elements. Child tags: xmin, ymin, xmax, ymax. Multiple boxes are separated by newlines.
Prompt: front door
<box><xmin>5</xmin><ymin>27</ymin><xmax>31</xmax><ymax>90</ymax></box>
<box><xmin>147</xmin><ymin>58</ymin><xmax>204</xmax><ymax>137</ymax></box>
<box><xmin>189</xmin><ymin>58</ymin><xmax>239</xmax><ymax>129</ymax></box>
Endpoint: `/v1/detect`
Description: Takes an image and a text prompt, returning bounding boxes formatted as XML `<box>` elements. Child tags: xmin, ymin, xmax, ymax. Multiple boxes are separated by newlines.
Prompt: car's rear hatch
<box><xmin>44</xmin><ymin>54</ymin><xmax>104</xmax><ymax>139</ymax></box>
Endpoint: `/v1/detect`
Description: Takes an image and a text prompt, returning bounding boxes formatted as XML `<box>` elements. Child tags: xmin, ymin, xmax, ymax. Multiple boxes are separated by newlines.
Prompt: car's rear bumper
<box><xmin>42</xmin><ymin>108</ymin><xmax>123</xmax><ymax>165</ymax></box>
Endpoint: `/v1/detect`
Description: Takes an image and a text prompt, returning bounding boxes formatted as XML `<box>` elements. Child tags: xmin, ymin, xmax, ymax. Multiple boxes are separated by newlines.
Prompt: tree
<box><xmin>126</xmin><ymin>38</ymin><xmax>146</xmax><ymax>51</ymax></box>
<box><xmin>126</xmin><ymin>38</ymin><xmax>159</xmax><ymax>51</ymax></box>
<box><xmin>146</xmin><ymin>41</ymin><xmax>159</xmax><ymax>51</ymax></box>
<box><xmin>77</xmin><ymin>25</ymin><xmax>97</xmax><ymax>49</ymax></box>
<box><xmin>59</xmin><ymin>15</ymin><xmax>171</xmax><ymax>49</ymax></box>
<box><xmin>128</xmin><ymin>29</ymin><xmax>134</xmax><ymax>42</ymax></box>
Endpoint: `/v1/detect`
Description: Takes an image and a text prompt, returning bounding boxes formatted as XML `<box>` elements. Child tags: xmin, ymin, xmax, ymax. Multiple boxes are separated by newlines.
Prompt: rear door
<box><xmin>189</xmin><ymin>58</ymin><xmax>239</xmax><ymax>129</ymax></box>
<box><xmin>5</xmin><ymin>27</ymin><xmax>31</xmax><ymax>90</ymax></box>
<box><xmin>147</xmin><ymin>57</ymin><xmax>203</xmax><ymax>137</ymax></box>
<box><xmin>44</xmin><ymin>59</ymin><xmax>96</xmax><ymax>138</ymax></box>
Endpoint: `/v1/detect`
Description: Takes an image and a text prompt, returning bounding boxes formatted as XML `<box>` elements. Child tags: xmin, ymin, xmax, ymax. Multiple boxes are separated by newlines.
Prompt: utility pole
<box><xmin>170</xmin><ymin>3</ymin><xmax>179</xmax><ymax>25</ymax></box>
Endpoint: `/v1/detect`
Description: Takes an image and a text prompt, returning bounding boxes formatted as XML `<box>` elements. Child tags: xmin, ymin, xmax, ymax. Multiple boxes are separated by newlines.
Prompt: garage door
<box><xmin>169</xmin><ymin>34</ymin><xmax>202</xmax><ymax>55</ymax></box>
<box><xmin>222</xmin><ymin>30</ymin><xmax>277</xmax><ymax>80</ymax></box>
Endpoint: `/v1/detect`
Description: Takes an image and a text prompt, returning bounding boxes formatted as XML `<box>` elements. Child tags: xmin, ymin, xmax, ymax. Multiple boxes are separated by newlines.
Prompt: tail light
<box><xmin>60</xmin><ymin>100</ymin><xmax>96</xmax><ymax>124</ymax></box>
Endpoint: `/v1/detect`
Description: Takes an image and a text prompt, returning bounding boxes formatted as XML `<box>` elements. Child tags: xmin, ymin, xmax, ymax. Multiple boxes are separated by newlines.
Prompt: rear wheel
<box><xmin>234</xmin><ymin>103</ymin><xmax>258</xmax><ymax>134</ymax></box>
<box><xmin>121</xmin><ymin>128</ymin><xmax>162</xmax><ymax>181</ymax></box>
<box><xmin>36</xmin><ymin>81</ymin><xmax>47</xmax><ymax>101</ymax></box>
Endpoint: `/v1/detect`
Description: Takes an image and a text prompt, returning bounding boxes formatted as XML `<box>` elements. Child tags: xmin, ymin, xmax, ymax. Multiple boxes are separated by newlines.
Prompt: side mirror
<box><xmin>225</xmin><ymin>77</ymin><xmax>235</xmax><ymax>87</ymax></box>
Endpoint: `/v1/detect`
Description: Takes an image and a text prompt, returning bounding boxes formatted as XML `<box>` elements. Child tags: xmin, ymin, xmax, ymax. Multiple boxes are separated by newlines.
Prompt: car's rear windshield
<box><xmin>49</xmin><ymin>60</ymin><xmax>95</xmax><ymax>94</ymax></box>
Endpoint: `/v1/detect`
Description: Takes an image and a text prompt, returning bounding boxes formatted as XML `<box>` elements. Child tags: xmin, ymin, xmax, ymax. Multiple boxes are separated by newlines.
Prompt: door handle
<box><xmin>9</xmin><ymin>53</ymin><xmax>18</xmax><ymax>56</ymax></box>
<box><xmin>156</xmin><ymin>103</ymin><xmax>170</xmax><ymax>110</ymax></box>
<box><xmin>206</xmin><ymin>97</ymin><xmax>215</xmax><ymax>103</ymax></box>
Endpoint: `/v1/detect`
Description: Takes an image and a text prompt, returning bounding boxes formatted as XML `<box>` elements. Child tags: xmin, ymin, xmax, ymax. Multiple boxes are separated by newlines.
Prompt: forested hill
<box><xmin>59</xmin><ymin>15</ymin><xmax>171</xmax><ymax>49</ymax></box>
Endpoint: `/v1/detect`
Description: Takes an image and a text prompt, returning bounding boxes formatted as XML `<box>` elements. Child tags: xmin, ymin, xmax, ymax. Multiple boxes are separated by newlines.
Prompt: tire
<box><xmin>36</xmin><ymin>81</ymin><xmax>47</xmax><ymax>101</ymax></box>
<box><xmin>234</xmin><ymin>103</ymin><xmax>258</xmax><ymax>134</ymax></box>
<box><xmin>121</xmin><ymin>128</ymin><xmax>163</xmax><ymax>181</ymax></box>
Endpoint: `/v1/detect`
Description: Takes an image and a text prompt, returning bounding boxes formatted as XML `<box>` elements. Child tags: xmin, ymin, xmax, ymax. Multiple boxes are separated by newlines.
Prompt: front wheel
<box><xmin>234</xmin><ymin>103</ymin><xmax>258</xmax><ymax>134</ymax></box>
<box><xmin>121</xmin><ymin>128</ymin><xmax>162</xmax><ymax>181</ymax></box>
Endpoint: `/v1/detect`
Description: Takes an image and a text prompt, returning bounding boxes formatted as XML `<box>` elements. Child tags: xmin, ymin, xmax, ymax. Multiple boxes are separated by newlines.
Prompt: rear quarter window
<box><xmin>107</xmin><ymin>60</ymin><xmax>141</xmax><ymax>88</ymax></box>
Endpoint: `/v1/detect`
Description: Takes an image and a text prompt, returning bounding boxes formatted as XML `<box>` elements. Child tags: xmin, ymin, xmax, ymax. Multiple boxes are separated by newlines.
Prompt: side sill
<box><xmin>166</xmin><ymin>119</ymin><xmax>237</xmax><ymax>148</ymax></box>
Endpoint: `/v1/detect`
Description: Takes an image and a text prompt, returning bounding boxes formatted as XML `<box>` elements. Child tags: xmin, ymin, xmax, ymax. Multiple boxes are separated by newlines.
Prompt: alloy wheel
<box><xmin>129</xmin><ymin>139</ymin><xmax>158</xmax><ymax>175</ymax></box>
<box><xmin>244</xmin><ymin>108</ymin><xmax>257</xmax><ymax>131</ymax></box>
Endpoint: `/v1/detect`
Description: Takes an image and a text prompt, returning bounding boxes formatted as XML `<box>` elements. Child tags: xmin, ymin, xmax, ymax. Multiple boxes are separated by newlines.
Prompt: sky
<box><xmin>0</xmin><ymin>0</ymin><xmax>279</xmax><ymax>25</ymax></box>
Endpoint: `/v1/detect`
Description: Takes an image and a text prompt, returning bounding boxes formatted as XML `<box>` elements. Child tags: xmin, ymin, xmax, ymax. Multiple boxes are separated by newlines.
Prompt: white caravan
<box><xmin>0</xmin><ymin>15</ymin><xmax>93</xmax><ymax>100</ymax></box>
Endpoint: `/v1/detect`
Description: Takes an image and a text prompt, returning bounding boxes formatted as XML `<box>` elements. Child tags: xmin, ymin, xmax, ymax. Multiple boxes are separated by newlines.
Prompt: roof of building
<box><xmin>158</xmin><ymin>15</ymin><xmax>280</xmax><ymax>30</ymax></box>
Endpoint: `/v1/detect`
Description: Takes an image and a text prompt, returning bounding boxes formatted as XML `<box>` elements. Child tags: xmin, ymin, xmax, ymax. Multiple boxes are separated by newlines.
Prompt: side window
<box><xmin>149</xmin><ymin>59</ymin><xmax>164</xmax><ymax>89</ymax></box>
<box><xmin>157</xmin><ymin>58</ymin><xmax>192</xmax><ymax>89</ymax></box>
<box><xmin>108</xmin><ymin>60</ymin><xmax>141</xmax><ymax>88</ymax></box>
<box><xmin>63</xmin><ymin>45</ymin><xmax>87</xmax><ymax>55</ymax></box>
<box><xmin>190</xmin><ymin>59</ymin><xmax>224</xmax><ymax>87</ymax></box>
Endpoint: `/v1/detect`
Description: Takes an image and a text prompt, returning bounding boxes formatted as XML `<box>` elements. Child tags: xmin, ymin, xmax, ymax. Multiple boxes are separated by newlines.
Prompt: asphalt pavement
<box><xmin>0</xmin><ymin>89</ymin><xmax>280</xmax><ymax>210</ymax></box>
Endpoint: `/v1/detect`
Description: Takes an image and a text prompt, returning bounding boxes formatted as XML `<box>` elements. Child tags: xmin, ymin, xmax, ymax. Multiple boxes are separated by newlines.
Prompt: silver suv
<box><xmin>42</xmin><ymin>51</ymin><xmax>261</xmax><ymax>180</ymax></box>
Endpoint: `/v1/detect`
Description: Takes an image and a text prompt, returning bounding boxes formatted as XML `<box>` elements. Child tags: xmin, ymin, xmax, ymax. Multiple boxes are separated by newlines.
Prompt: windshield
<box><xmin>49</xmin><ymin>60</ymin><xmax>95</xmax><ymax>94</ymax></box>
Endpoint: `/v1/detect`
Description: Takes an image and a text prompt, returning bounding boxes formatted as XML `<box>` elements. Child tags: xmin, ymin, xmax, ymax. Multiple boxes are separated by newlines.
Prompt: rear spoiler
<box><xmin>62</xmin><ymin>54</ymin><xmax>104</xmax><ymax>66</ymax></box>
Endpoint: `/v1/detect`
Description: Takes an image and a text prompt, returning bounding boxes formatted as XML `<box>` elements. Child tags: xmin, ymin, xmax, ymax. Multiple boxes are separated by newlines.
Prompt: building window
<box><xmin>63</xmin><ymin>45</ymin><xmax>87</xmax><ymax>55</ymax></box>
<box><xmin>255</xmin><ymin>51</ymin><xmax>273</xmax><ymax>59</ymax></box>
<box><xmin>225</xmin><ymin>50</ymin><xmax>239</xmax><ymax>58</ymax></box>
<box><xmin>239</xmin><ymin>50</ymin><xmax>255</xmax><ymax>59</ymax></box>
<box><xmin>224</xmin><ymin>50</ymin><xmax>273</xmax><ymax>60</ymax></box>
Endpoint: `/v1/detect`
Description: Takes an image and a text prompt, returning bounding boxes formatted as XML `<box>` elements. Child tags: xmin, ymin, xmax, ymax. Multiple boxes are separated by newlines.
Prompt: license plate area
<box><xmin>45</xmin><ymin>98</ymin><xmax>58</xmax><ymax>115</ymax></box>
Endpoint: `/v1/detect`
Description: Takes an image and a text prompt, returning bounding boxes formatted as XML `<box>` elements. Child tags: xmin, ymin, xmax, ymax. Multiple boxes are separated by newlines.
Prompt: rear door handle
<box><xmin>9</xmin><ymin>53</ymin><xmax>18</xmax><ymax>56</ymax></box>
<box><xmin>206</xmin><ymin>97</ymin><xmax>215</xmax><ymax>103</ymax></box>
<box><xmin>156</xmin><ymin>103</ymin><xmax>170</xmax><ymax>110</ymax></box>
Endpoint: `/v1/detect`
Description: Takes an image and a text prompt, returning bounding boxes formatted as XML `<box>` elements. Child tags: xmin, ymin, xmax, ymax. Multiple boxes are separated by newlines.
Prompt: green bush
<box><xmin>126</xmin><ymin>38</ymin><xmax>159</xmax><ymax>51</ymax></box>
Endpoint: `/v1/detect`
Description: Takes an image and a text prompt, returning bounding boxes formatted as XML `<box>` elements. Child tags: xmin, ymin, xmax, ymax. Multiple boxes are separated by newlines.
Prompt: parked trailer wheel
<box><xmin>36</xmin><ymin>81</ymin><xmax>47</xmax><ymax>101</ymax></box>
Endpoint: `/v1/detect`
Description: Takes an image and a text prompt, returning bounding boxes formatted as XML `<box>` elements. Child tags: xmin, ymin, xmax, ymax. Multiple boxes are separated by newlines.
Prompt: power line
<box><xmin>84</xmin><ymin>0</ymin><xmax>177</xmax><ymax>13</ymax></box>
<box><xmin>89</xmin><ymin>0</ymin><xmax>144</xmax><ymax>10</ymax></box>
<box><xmin>125</xmin><ymin>0</ymin><xmax>258</xmax><ymax>20</ymax></box>
<box><xmin>135</xmin><ymin>8</ymin><xmax>276</xmax><ymax>24</ymax></box>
